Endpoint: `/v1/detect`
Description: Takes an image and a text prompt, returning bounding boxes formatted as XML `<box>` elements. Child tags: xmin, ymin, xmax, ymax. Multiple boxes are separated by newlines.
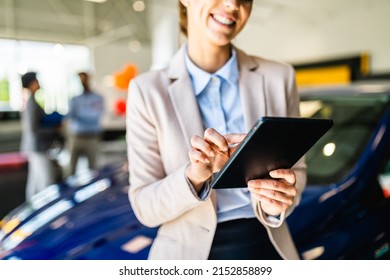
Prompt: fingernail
<box><xmin>209</xmin><ymin>151</ymin><xmax>215</xmax><ymax>157</ymax></box>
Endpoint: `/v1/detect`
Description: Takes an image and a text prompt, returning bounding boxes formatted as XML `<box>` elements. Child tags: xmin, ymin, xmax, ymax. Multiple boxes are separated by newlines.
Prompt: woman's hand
<box><xmin>185</xmin><ymin>128</ymin><xmax>246</xmax><ymax>192</ymax></box>
<box><xmin>247</xmin><ymin>169</ymin><xmax>297</xmax><ymax>216</ymax></box>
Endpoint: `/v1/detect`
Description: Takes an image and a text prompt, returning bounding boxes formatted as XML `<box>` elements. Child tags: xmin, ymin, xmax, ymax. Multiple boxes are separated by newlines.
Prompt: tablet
<box><xmin>210</xmin><ymin>116</ymin><xmax>334</xmax><ymax>189</ymax></box>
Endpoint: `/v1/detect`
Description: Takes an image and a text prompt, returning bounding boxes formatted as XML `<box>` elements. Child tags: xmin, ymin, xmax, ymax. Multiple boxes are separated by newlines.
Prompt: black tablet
<box><xmin>210</xmin><ymin>116</ymin><xmax>334</xmax><ymax>189</ymax></box>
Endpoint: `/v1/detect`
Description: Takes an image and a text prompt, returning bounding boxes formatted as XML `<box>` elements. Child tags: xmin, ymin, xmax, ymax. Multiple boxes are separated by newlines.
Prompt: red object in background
<box><xmin>0</xmin><ymin>152</ymin><xmax>28</xmax><ymax>171</ymax></box>
<box><xmin>115</xmin><ymin>99</ymin><xmax>127</xmax><ymax>116</ymax></box>
<box><xmin>113</xmin><ymin>64</ymin><xmax>137</xmax><ymax>91</ymax></box>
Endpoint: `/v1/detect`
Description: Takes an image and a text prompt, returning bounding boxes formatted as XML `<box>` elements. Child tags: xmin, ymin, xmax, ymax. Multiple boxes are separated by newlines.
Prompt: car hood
<box><xmin>0</xmin><ymin>161</ymin><xmax>157</xmax><ymax>260</ymax></box>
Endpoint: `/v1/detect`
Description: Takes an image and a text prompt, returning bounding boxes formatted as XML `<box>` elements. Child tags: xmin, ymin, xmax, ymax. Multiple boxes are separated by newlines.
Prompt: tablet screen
<box><xmin>210</xmin><ymin>116</ymin><xmax>334</xmax><ymax>189</ymax></box>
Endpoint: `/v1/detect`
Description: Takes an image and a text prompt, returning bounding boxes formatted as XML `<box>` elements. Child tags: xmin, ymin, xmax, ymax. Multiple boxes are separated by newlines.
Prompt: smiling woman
<box><xmin>126</xmin><ymin>0</ymin><xmax>306</xmax><ymax>260</ymax></box>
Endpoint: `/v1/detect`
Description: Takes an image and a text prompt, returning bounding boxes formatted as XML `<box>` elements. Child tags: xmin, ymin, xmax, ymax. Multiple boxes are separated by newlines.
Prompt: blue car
<box><xmin>1</xmin><ymin>83</ymin><xmax>390</xmax><ymax>260</ymax></box>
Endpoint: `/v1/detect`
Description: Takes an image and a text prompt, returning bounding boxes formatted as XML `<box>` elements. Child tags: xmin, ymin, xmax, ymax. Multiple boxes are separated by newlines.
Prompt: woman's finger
<box><xmin>204</xmin><ymin>128</ymin><xmax>228</xmax><ymax>153</ymax></box>
<box><xmin>248</xmin><ymin>179</ymin><xmax>297</xmax><ymax>197</ymax></box>
<box><xmin>190</xmin><ymin>135</ymin><xmax>215</xmax><ymax>157</ymax></box>
<box><xmin>188</xmin><ymin>149</ymin><xmax>210</xmax><ymax>164</ymax></box>
<box><xmin>269</xmin><ymin>169</ymin><xmax>296</xmax><ymax>185</ymax></box>
<box><xmin>252</xmin><ymin>188</ymin><xmax>294</xmax><ymax>205</ymax></box>
<box><xmin>224</xmin><ymin>133</ymin><xmax>247</xmax><ymax>145</ymax></box>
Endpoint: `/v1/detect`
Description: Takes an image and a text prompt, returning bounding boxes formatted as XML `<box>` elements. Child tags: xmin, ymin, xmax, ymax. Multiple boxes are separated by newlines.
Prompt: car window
<box><xmin>300</xmin><ymin>94</ymin><xmax>389</xmax><ymax>185</ymax></box>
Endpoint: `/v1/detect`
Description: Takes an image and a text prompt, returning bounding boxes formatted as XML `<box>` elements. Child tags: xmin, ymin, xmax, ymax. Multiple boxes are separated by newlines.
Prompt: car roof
<box><xmin>299</xmin><ymin>81</ymin><xmax>390</xmax><ymax>98</ymax></box>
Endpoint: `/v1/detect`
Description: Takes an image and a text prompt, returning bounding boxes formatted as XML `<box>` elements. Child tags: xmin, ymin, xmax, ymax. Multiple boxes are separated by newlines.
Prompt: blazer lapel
<box><xmin>168</xmin><ymin>46</ymin><xmax>218</xmax><ymax>214</ymax></box>
<box><xmin>236</xmin><ymin>48</ymin><xmax>267</xmax><ymax>131</ymax></box>
<box><xmin>167</xmin><ymin>45</ymin><xmax>205</xmax><ymax>148</ymax></box>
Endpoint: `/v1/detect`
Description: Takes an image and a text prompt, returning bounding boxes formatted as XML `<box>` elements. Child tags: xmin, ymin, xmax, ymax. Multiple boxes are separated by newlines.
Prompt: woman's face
<box><xmin>184</xmin><ymin>0</ymin><xmax>253</xmax><ymax>47</ymax></box>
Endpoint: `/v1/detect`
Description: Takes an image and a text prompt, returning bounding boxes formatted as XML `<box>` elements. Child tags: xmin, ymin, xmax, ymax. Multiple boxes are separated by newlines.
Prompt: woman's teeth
<box><xmin>213</xmin><ymin>14</ymin><xmax>234</xmax><ymax>25</ymax></box>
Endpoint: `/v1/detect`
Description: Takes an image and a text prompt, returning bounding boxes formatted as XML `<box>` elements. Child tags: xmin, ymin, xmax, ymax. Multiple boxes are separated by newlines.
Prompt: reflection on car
<box><xmin>1</xmin><ymin>83</ymin><xmax>390</xmax><ymax>260</ymax></box>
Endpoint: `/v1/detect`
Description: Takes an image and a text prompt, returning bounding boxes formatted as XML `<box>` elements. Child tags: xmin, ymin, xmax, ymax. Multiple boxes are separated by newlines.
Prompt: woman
<box><xmin>126</xmin><ymin>0</ymin><xmax>306</xmax><ymax>260</ymax></box>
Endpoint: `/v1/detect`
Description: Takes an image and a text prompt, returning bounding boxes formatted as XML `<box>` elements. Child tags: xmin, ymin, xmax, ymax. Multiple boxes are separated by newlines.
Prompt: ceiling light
<box><xmin>84</xmin><ymin>0</ymin><xmax>107</xmax><ymax>3</ymax></box>
<box><xmin>52</xmin><ymin>44</ymin><xmax>65</xmax><ymax>56</ymax></box>
<box><xmin>133</xmin><ymin>1</ymin><xmax>145</xmax><ymax>12</ymax></box>
<box><xmin>128</xmin><ymin>40</ymin><xmax>141</xmax><ymax>53</ymax></box>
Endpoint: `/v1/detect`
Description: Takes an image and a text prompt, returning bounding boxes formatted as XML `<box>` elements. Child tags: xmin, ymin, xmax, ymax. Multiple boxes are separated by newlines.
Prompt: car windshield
<box><xmin>300</xmin><ymin>93</ymin><xmax>389</xmax><ymax>185</ymax></box>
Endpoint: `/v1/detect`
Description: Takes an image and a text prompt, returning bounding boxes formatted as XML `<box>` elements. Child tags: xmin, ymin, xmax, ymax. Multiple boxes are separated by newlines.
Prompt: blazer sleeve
<box><xmin>126</xmin><ymin>79</ymin><xmax>208</xmax><ymax>228</ymax></box>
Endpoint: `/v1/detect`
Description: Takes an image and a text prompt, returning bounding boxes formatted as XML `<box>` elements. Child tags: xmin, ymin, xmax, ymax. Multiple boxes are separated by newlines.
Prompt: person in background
<box><xmin>126</xmin><ymin>0</ymin><xmax>306</xmax><ymax>260</ymax></box>
<box><xmin>20</xmin><ymin>72</ymin><xmax>59</xmax><ymax>201</ymax></box>
<box><xmin>67</xmin><ymin>72</ymin><xmax>104</xmax><ymax>176</ymax></box>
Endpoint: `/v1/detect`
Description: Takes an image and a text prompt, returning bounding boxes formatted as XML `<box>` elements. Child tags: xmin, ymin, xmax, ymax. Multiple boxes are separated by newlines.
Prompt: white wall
<box><xmin>148</xmin><ymin>0</ymin><xmax>180</xmax><ymax>69</ymax></box>
<box><xmin>92</xmin><ymin>40</ymin><xmax>151</xmax><ymax>129</ymax></box>
<box><xmin>237</xmin><ymin>0</ymin><xmax>390</xmax><ymax>73</ymax></box>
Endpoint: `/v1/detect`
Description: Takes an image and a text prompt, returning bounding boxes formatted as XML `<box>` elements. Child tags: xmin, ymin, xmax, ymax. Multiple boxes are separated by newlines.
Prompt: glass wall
<box><xmin>0</xmin><ymin>39</ymin><xmax>91</xmax><ymax>114</ymax></box>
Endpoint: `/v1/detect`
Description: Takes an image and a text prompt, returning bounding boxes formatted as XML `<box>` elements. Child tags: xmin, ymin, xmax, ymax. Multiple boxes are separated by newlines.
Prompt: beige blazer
<box><xmin>126</xmin><ymin>45</ymin><xmax>307</xmax><ymax>260</ymax></box>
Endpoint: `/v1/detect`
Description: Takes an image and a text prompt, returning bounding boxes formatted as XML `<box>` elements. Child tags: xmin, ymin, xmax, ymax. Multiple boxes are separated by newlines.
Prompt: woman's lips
<box><xmin>212</xmin><ymin>14</ymin><xmax>236</xmax><ymax>26</ymax></box>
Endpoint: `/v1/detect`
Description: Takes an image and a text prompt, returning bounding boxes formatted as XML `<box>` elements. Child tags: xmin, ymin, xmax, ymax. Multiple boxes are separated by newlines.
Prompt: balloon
<box><xmin>114</xmin><ymin>99</ymin><xmax>126</xmax><ymax>116</ymax></box>
<box><xmin>113</xmin><ymin>64</ymin><xmax>137</xmax><ymax>91</ymax></box>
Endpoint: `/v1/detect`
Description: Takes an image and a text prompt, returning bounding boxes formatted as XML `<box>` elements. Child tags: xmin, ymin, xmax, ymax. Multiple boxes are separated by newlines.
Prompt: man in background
<box><xmin>67</xmin><ymin>72</ymin><xmax>104</xmax><ymax>175</ymax></box>
<box><xmin>20</xmin><ymin>72</ymin><xmax>59</xmax><ymax>200</ymax></box>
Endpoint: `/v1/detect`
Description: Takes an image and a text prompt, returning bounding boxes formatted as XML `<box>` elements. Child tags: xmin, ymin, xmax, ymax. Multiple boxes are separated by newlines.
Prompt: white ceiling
<box><xmin>251</xmin><ymin>0</ymin><xmax>381</xmax><ymax>24</ymax></box>
<box><xmin>0</xmin><ymin>0</ymin><xmax>150</xmax><ymax>45</ymax></box>
<box><xmin>0</xmin><ymin>0</ymin><xmax>384</xmax><ymax>46</ymax></box>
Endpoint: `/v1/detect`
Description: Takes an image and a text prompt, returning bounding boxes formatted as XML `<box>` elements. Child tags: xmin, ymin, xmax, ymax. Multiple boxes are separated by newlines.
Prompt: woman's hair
<box><xmin>178</xmin><ymin>1</ymin><xmax>188</xmax><ymax>36</ymax></box>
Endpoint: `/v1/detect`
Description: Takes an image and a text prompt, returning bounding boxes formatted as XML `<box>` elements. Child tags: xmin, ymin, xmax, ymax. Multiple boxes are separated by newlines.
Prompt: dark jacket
<box><xmin>20</xmin><ymin>94</ymin><xmax>58</xmax><ymax>153</ymax></box>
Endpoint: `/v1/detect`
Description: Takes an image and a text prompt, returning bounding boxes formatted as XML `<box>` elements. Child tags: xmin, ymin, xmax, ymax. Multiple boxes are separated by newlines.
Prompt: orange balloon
<box><xmin>113</xmin><ymin>64</ymin><xmax>138</xmax><ymax>91</ymax></box>
<box><xmin>124</xmin><ymin>65</ymin><xmax>137</xmax><ymax>79</ymax></box>
<box><xmin>114</xmin><ymin>73</ymin><xmax>128</xmax><ymax>90</ymax></box>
